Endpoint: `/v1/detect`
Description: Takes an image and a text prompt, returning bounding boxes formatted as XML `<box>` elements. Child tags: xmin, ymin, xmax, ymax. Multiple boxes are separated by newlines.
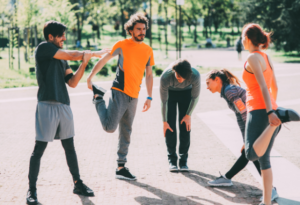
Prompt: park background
<box><xmin>0</xmin><ymin>0</ymin><xmax>299</xmax><ymax>88</ymax></box>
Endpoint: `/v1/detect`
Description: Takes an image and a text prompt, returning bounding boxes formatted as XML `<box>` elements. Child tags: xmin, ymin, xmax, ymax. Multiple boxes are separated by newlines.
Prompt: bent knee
<box><xmin>245</xmin><ymin>149</ymin><xmax>259</xmax><ymax>162</ymax></box>
<box><xmin>104</xmin><ymin>126</ymin><xmax>117</xmax><ymax>133</ymax></box>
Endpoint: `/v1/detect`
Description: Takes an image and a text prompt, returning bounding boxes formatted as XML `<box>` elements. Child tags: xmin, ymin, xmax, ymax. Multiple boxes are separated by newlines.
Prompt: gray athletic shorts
<box><xmin>35</xmin><ymin>101</ymin><xmax>75</xmax><ymax>142</ymax></box>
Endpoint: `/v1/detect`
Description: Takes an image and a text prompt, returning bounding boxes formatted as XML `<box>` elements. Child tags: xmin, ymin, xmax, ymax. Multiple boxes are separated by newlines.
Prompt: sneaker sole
<box><xmin>207</xmin><ymin>182</ymin><xmax>233</xmax><ymax>187</ymax></box>
<box><xmin>92</xmin><ymin>84</ymin><xmax>107</xmax><ymax>94</ymax></box>
<box><xmin>115</xmin><ymin>175</ymin><xmax>137</xmax><ymax>181</ymax></box>
<box><xmin>277</xmin><ymin>107</ymin><xmax>300</xmax><ymax>122</ymax></box>
<box><xmin>179</xmin><ymin>169</ymin><xmax>189</xmax><ymax>172</ymax></box>
<box><xmin>26</xmin><ymin>200</ymin><xmax>38</xmax><ymax>205</ymax></box>
<box><xmin>169</xmin><ymin>169</ymin><xmax>178</xmax><ymax>172</ymax></box>
<box><xmin>260</xmin><ymin>195</ymin><xmax>279</xmax><ymax>202</ymax></box>
<box><xmin>73</xmin><ymin>190</ymin><xmax>95</xmax><ymax>197</ymax></box>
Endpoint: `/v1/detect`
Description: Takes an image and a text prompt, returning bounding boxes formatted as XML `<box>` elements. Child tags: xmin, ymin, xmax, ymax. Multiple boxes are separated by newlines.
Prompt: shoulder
<box><xmin>36</xmin><ymin>41</ymin><xmax>54</xmax><ymax>51</ymax></box>
<box><xmin>247</xmin><ymin>52</ymin><xmax>263</xmax><ymax>63</ymax></box>
<box><xmin>191</xmin><ymin>68</ymin><xmax>200</xmax><ymax>78</ymax></box>
<box><xmin>160</xmin><ymin>68</ymin><xmax>173</xmax><ymax>82</ymax></box>
<box><xmin>224</xmin><ymin>85</ymin><xmax>245</xmax><ymax>97</ymax></box>
<box><xmin>113</xmin><ymin>40</ymin><xmax>125</xmax><ymax>48</ymax></box>
<box><xmin>141</xmin><ymin>42</ymin><xmax>153</xmax><ymax>51</ymax></box>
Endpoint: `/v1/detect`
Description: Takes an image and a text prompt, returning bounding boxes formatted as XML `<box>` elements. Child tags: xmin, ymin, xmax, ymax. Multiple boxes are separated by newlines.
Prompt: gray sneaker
<box><xmin>179</xmin><ymin>165</ymin><xmax>189</xmax><ymax>172</ymax></box>
<box><xmin>169</xmin><ymin>163</ymin><xmax>178</xmax><ymax>172</ymax></box>
<box><xmin>207</xmin><ymin>173</ymin><xmax>233</xmax><ymax>187</ymax></box>
<box><xmin>260</xmin><ymin>187</ymin><xmax>279</xmax><ymax>201</ymax></box>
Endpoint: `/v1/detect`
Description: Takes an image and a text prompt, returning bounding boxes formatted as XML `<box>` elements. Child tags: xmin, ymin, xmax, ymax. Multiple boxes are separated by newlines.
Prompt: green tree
<box><xmin>244</xmin><ymin>0</ymin><xmax>300</xmax><ymax>53</ymax></box>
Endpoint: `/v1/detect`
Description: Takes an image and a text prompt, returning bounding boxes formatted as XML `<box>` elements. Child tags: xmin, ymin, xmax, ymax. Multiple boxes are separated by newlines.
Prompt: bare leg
<box><xmin>253</xmin><ymin>125</ymin><xmax>278</xmax><ymax>157</ymax></box>
<box><xmin>262</xmin><ymin>168</ymin><xmax>273</xmax><ymax>205</ymax></box>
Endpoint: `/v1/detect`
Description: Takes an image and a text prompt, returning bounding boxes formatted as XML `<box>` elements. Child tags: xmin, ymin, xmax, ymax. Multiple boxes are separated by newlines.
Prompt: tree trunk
<box><xmin>119</xmin><ymin>0</ymin><xmax>126</xmax><ymax>38</ymax></box>
<box><xmin>164</xmin><ymin>2</ymin><xmax>168</xmax><ymax>57</ymax></box>
<box><xmin>193</xmin><ymin>23</ymin><xmax>197</xmax><ymax>43</ymax></box>
<box><xmin>76</xmin><ymin>13</ymin><xmax>81</xmax><ymax>41</ymax></box>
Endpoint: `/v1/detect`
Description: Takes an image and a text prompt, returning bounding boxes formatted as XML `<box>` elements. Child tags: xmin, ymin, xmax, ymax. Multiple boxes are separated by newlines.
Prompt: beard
<box><xmin>133</xmin><ymin>33</ymin><xmax>145</xmax><ymax>42</ymax></box>
<box><xmin>53</xmin><ymin>39</ymin><xmax>64</xmax><ymax>48</ymax></box>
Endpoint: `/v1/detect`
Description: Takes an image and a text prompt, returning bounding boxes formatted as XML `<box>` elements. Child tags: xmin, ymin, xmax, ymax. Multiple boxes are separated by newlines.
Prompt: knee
<box><xmin>104</xmin><ymin>125</ymin><xmax>117</xmax><ymax>133</ymax></box>
<box><xmin>32</xmin><ymin>141</ymin><xmax>47</xmax><ymax>157</ymax></box>
<box><xmin>245</xmin><ymin>149</ymin><xmax>258</xmax><ymax>162</ymax></box>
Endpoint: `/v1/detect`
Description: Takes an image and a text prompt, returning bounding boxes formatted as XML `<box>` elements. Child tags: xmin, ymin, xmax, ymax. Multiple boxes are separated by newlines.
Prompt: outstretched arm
<box><xmin>54</xmin><ymin>49</ymin><xmax>110</xmax><ymax>61</ymax></box>
<box><xmin>87</xmin><ymin>53</ymin><xmax>114</xmax><ymax>89</ymax></box>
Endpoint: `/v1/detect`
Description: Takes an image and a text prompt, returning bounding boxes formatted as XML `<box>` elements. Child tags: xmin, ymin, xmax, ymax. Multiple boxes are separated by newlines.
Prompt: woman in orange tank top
<box><xmin>241</xmin><ymin>23</ymin><xmax>300</xmax><ymax>205</ymax></box>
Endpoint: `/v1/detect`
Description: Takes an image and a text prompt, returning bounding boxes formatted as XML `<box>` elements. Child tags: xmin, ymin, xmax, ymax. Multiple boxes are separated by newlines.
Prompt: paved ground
<box><xmin>0</xmin><ymin>49</ymin><xmax>300</xmax><ymax>205</ymax></box>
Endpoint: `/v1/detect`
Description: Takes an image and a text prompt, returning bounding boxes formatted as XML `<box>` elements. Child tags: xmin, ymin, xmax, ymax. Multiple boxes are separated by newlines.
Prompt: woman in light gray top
<box><xmin>160</xmin><ymin>59</ymin><xmax>200</xmax><ymax>172</ymax></box>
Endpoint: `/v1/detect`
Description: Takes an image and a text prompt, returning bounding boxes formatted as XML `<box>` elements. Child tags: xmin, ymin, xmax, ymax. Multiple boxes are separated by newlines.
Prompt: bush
<box><xmin>155</xmin><ymin>68</ymin><xmax>163</xmax><ymax>76</ymax></box>
<box><xmin>110</xmin><ymin>59</ymin><xmax>118</xmax><ymax>73</ymax></box>
<box><xmin>98</xmin><ymin>65</ymin><xmax>109</xmax><ymax>76</ymax></box>
<box><xmin>70</xmin><ymin>63</ymin><xmax>80</xmax><ymax>71</ymax></box>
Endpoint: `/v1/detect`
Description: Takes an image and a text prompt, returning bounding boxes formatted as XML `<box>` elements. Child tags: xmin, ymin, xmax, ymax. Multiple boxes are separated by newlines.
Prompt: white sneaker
<box><xmin>169</xmin><ymin>163</ymin><xmax>178</xmax><ymax>172</ymax></box>
<box><xmin>207</xmin><ymin>173</ymin><xmax>233</xmax><ymax>187</ymax></box>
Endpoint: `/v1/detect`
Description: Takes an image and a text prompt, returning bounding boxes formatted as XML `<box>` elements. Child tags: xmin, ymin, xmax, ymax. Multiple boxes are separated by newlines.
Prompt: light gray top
<box><xmin>160</xmin><ymin>64</ymin><xmax>201</xmax><ymax>122</ymax></box>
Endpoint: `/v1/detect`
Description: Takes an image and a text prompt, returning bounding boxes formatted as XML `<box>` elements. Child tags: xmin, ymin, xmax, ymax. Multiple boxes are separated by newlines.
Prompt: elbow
<box><xmin>68</xmin><ymin>81</ymin><xmax>78</xmax><ymax>88</ymax></box>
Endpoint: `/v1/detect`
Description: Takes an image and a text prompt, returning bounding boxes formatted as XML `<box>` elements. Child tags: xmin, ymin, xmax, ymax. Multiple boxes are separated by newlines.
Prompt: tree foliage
<box><xmin>244</xmin><ymin>0</ymin><xmax>300</xmax><ymax>53</ymax></box>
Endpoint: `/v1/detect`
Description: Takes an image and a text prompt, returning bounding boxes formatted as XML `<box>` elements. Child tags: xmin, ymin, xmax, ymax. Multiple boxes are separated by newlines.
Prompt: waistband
<box><xmin>39</xmin><ymin>101</ymin><xmax>64</xmax><ymax>105</ymax></box>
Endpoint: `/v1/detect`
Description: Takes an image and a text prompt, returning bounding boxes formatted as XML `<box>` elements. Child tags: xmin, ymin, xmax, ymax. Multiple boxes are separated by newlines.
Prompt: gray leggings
<box><xmin>245</xmin><ymin>109</ymin><xmax>281</xmax><ymax>170</ymax></box>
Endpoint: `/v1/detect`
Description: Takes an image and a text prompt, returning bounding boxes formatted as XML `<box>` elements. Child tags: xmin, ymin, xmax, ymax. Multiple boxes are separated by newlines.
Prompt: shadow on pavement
<box><xmin>180</xmin><ymin>170</ymin><xmax>262</xmax><ymax>204</ymax></box>
<box><xmin>76</xmin><ymin>195</ymin><xmax>95</xmax><ymax>205</ymax></box>
<box><xmin>126</xmin><ymin>180</ymin><xmax>222</xmax><ymax>205</ymax></box>
<box><xmin>276</xmin><ymin>197</ymin><xmax>300</xmax><ymax>205</ymax></box>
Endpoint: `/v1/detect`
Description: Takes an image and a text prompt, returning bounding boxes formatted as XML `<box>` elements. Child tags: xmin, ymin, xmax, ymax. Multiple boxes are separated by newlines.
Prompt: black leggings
<box><xmin>225</xmin><ymin>148</ymin><xmax>261</xmax><ymax>179</ymax></box>
<box><xmin>28</xmin><ymin>138</ymin><xmax>80</xmax><ymax>189</ymax></box>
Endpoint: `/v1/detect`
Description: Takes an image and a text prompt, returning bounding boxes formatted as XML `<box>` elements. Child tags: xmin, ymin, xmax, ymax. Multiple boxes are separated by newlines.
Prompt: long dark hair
<box><xmin>206</xmin><ymin>69</ymin><xmax>241</xmax><ymax>86</ymax></box>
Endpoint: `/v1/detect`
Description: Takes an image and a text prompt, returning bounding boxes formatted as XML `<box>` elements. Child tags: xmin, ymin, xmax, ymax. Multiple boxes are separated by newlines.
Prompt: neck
<box><xmin>217</xmin><ymin>84</ymin><xmax>222</xmax><ymax>93</ymax></box>
<box><xmin>131</xmin><ymin>37</ymin><xmax>143</xmax><ymax>44</ymax></box>
<box><xmin>248</xmin><ymin>45</ymin><xmax>260</xmax><ymax>53</ymax></box>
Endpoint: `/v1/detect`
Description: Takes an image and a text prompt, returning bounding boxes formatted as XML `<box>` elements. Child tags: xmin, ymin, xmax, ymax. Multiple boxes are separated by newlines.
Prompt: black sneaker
<box><xmin>275</xmin><ymin>107</ymin><xmax>300</xmax><ymax>123</ymax></box>
<box><xmin>26</xmin><ymin>188</ymin><xmax>38</xmax><ymax>205</ymax></box>
<box><xmin>116</xmin><ymin>167</ymin><xmax>136</xmax><ymax>180</ymax></box>
<box><xmin>92</xmin><ymin>84</ymin><xmax>106</xmax><ymax>100</ymax></box>
<box><xmin>73</xmin><ymin>180</ymin><xmax>95</xmax><ymax>197</ymax></box>
<box><xmin>169</xmin><ymin>163</ymin><xmax>178</xmax><ymax>172</ymax></box>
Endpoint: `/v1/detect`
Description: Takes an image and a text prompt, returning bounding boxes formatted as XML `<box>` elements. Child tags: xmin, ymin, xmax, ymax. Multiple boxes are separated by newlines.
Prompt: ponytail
<box><xmin>242</xmin><ymin>23</ymin><xmax>272</xmax><ymax>50</ymax></box>
<box><xmin>206</xmin><ymin>69</ymin><xmax>241</xmax><ymax>86</ymax></box>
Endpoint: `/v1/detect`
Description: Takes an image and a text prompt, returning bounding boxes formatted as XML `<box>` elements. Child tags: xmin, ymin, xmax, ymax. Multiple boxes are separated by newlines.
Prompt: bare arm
<box><xmin>142</xmin><ymin>66</ymin><xmax>153</xmax><ymax>112</ymax></box>
<box><xmin>54</xmin><ymin>49</ymin><xmax>110</xmax><ymax>61</ymax></box>
<box><xmin>87</xmin><ymin>53</ymin><xmax>114</xmax><ymax>89</ymax></box>
<box><xmin>65</xmin><ymin>51</ymin><xmax>93</xmax><ymax>88</ymax></box>
<box><xmin>145</xmin><ymin>65</ymin><xmax>153</xmax><ymax>98</ymax></box>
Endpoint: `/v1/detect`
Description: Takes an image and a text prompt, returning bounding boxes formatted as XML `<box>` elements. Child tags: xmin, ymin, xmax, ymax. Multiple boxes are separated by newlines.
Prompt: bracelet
<box><xmin>147</xmin><ymin>97</ymin><xmax>152</xmax><ymax>101</ymax></box>
<box><xmin>267</xmin><ymin>110</ymin><xmax>275</xmax><ymax>116</ymax></box>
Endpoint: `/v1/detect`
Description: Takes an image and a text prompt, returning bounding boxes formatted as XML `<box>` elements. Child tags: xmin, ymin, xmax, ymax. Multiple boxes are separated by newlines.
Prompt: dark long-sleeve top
<box><xmin>160</xmin><ymin>65</ymin><xmax>201</xmax><ymax>122</ymax></box>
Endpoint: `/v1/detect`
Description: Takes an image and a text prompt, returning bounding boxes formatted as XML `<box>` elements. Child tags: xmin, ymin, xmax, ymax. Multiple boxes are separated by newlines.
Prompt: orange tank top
<box><xmin>242</xmin><ymin>51</ymin><xmax>278</xmax><ymax>112</ymax></box>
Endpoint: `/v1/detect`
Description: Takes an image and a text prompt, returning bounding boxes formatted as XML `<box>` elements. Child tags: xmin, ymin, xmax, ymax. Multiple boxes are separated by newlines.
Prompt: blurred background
<box><xmin>0</xmin><ymin>0</ymin><xmax>299</xmax><ymax>88</ymax></box>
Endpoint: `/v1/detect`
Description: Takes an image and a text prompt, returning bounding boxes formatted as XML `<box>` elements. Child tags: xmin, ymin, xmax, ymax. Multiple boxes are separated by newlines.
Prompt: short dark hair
<box><xmin>43</xmin><ymin>21</ymin><xmax>67</xmax><ymax>41</ymax></box>
<box><xmin>172</xmin><ymin>59</ymin><xmax>192</xmax><ymax>79</ymax></box>
<box><xmin>124</xmin><ymin>13</ymin><xmax>149</xmax><ymax>35</ymax></box>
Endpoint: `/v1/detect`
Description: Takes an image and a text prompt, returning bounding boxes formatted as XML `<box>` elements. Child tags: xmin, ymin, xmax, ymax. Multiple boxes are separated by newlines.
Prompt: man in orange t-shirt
<box><xmin>87</xmin><ymin>13</ymin><xmax>154</xmax><ymax>180</ymax></box>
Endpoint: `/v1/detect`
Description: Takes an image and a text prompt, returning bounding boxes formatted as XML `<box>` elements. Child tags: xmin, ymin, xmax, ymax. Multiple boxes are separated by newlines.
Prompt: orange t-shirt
<box><xmin>242</xmin><ymin>51</ymin><xmax>278</xmax><ymax>112</ymax></box>
<box><xmin>110</xmin><ymin>39</ymin><xmax>155</xmax><ymax>98</ymax></box>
